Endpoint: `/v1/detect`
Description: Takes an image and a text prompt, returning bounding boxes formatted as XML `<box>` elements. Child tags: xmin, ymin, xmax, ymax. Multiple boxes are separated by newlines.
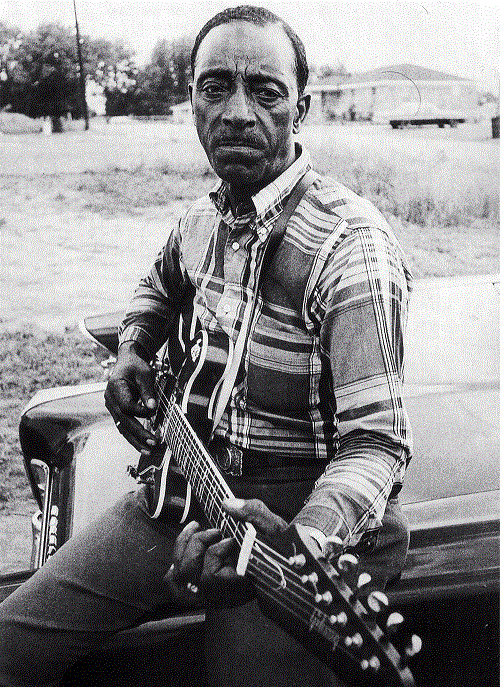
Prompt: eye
<box><xmin>199</xmin><ymin>82</ymin><xmax>227</xmax><ymax>99</ymax></box>
<box><xmin>254</xmin><ymin>87</ymin><xmax>283</xmax><ymax>106</ymax></box>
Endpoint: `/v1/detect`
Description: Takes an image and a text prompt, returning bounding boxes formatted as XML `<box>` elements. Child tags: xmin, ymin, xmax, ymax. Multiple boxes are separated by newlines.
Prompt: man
<box><xmin>0</xmin><ymin>6</ymin><xmax>413</xmax><ymax>687</ymax></box>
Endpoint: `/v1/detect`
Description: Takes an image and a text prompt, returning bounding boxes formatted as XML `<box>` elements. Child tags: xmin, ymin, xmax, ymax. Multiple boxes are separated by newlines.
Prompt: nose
<box><xmin>222</xmin><ymin>85</ymin><xmax>256</xmax><ymax>129</ymax></box>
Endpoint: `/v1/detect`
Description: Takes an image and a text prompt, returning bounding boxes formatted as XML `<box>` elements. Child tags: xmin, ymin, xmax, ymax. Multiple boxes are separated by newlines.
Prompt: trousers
<box><xmin>0</xmin><ymin>476</ymin><xmax>409</xmax><ymax>687</ymax></box>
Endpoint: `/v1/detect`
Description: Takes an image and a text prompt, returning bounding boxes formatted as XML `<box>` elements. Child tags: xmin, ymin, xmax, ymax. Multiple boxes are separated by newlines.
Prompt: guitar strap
<box><xmin>210</xmin><ymin>169</ymin><xmax>316</xmax><ymax>432</ymax></box>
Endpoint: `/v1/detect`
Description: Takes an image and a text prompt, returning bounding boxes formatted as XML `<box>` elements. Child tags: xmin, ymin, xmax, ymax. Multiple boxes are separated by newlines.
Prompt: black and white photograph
<box><xmin>0</xmin><ymin>2</ymin><xmax>498</xmax><ymax>685</ymax></box>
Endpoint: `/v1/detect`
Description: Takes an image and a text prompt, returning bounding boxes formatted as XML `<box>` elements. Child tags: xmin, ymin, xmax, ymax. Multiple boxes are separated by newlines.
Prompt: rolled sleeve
<box><xmin>119</xmin><ymin>225</ymin><xmax>189</xmax><ymax>357</ymax></box>
<box><xmin>294</xmin><ymin>226</ymin><xmax>412</xmax><ymax>547</ymax></box>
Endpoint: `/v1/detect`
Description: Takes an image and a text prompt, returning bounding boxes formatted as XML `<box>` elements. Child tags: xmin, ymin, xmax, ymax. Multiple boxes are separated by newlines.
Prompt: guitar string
<box><xmin>163</xmin><ymin>405</ymin><xmax>247</xmax><ymax>542</ymax></box>
<box><xmin>151</xmin><ymin>381</ymin><xmax>394</xmax><ymax>674</ymax></box>
<box><xmin>162</xmin><ymin>406</ymin><xmax>325</xmax><ymax>616</ymax></box>
<box><xmin>167</xmin><ymin>411</ymin><xmax>326</xmax><ymax>617</ymax></box>
<box><xmin>245</xmin><ymin>558</ymin><xmax>392</xmax><ymax>670</ymax></box>
<box><xmin>155</xmin><ymin>392</ymin><xmax>340</xmax><ymax>603</ymax></box>
<box><xmin>158</xmin><ymin>393</ymin><xmax>338</xmax><ymax>593</ymax></box>
<box><xmin>243</xmin><ymin>559</ymin><xmax>377</xmax><ymax>667</ymax></box>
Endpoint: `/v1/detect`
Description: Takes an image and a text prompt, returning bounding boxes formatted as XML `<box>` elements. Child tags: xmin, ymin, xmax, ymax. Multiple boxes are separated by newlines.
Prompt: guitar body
<box><xmin>135</xmin><ymin>326</ymin><xmax>231</xmax><ymax>524</ymax></box>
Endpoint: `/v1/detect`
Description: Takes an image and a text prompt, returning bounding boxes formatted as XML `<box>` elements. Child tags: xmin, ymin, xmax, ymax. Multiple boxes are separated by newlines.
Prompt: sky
<box><xmin>1</xmin><ymin>1</ymin><xmax>499</xmax><ymax>91</ymax></box>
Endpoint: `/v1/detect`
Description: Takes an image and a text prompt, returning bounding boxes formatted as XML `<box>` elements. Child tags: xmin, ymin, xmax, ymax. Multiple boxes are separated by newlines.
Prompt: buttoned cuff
<box><xmin>119</xmin><ymin>325</ymin><xmax>157</xmax><ymax>359</ymax></box>
<box><xmin>292</xmin><ymin>505</ymin><xmax>351</xmax><ymax>547</ymax></box>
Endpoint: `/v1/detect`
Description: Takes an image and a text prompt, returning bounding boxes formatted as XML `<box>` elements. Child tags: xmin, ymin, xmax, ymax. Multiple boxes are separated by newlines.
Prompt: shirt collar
<box><xmin>209</xmin><ymin>144</ymin><xmax>312</xmax><ymax>241</ymax></box>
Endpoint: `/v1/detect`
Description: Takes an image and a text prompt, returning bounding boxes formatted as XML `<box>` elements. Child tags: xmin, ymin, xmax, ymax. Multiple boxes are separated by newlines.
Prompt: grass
<box><xmin>0</xmin><ymin>326</ymin><xmax>104</xmax><ymax>511</ymax></box>
<box><xmin>73</xmin><ymin>165</ymin><xmax>216</xmax><ymax>214</ymax></box>
<box><xmin>311</xmin><ymin>149</ymin><xmax>498</xmax><ymax>230</ymax></box>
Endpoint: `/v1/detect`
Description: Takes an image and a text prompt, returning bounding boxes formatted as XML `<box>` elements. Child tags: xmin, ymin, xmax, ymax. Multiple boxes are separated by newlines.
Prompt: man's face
<box><xmin>190</xmin><ymin>21</ymin><xmax>309</xmax><ymax>194</ymax></box>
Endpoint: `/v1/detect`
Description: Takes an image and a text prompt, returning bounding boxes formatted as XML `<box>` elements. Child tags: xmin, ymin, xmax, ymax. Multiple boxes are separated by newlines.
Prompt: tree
<box><xmin>317</xmin><ymin>62</ymin><xmax>351</xmax><ymax>80</ymax></box>
<box><xmin>87</xmin><ymin>38</ymin><xmax>138</xmax><ymax>116</ymax></box>
<box><xmin>133</xmin><ymin>35</ymin><xmax>193</xmax><ymax>115</ymax></box>
<box><xmin>0</xmin><ymin>22</ymin><xmax>138</xmax><ymax>127</ymax></box>
<box><xmin>0</xmin><ymin>23</ymin><xmax>26</xmax><ymax>112</ymax></box>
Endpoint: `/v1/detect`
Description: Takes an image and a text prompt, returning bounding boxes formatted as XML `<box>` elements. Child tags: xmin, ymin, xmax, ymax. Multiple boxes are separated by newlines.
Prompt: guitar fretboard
<box><xmin>162</xmin><ymin>400</ymin><xmax>246</xmax><ymax>546</ymax></box>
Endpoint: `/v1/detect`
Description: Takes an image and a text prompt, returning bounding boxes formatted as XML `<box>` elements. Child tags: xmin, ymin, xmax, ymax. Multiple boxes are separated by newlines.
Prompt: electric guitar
<box><xmin>130</xmin><ymin>326</ymin><xmax>421</xmax><ymax>687</ymax></box>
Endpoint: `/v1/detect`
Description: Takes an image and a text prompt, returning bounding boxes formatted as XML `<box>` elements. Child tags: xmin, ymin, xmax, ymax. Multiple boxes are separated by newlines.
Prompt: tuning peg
<box><xmin>301</xmin><ymin>572</ymin><xmax>319</xmax><ymax>595</ymax></box>
<box><xmin>397</xmin><ymin>633</ymin><xmax>423</xmax><ymax>670</ymax></box>
<box><xmin>354</xmin><ymin>572</ymin><xmax>372</xmax><ymax>593</ymax></box>
<box><xmin>325</xmin><ymin>535</ymin><xmax>343</xmax><ymax>548</ymax></box>
<box><xmin>315</xmin><ymin>590</ymin><xmax>333</xmax><ymax>605</ymax></box>
<box><xmin>288</xmin><ymin>553</ymin><xmax>306</xmax><ymax>569</ymax></box>
<box><xmin>324</xmin><ymin>534</ymin><xmax>343</xmax><ymax>558</ymax></box>
<box><xmin>360</xmin><ymin>656</ymin><xmax>380</xmax><ymax>672</ymax></box>
<box><xmin>344</xmin><ymin>632</ymin><xmax>363</xmax><ymax>648</ymax></box>
<box><xmin>337</xmin><ymin>553</ymin><xmax>359</xmax><ymax>572</ymax></box>
<box><xmin>329</xmin><ymin>611</ymin><xmax>348</xmax><ymax>627</ymax></box>
<box><xmin>366</xmin><ymin>590</ymin><xmax>389</xmax><ymax>614</ymax></box>
<box><xmin>386</xmin><ymin>611</ymin><xmax>405</xmax><ymax>634</ymax></box>
<box><xmin>405</xmin><ymin>634</ymin><xmax>422</xmax><ymax>658</ymax></box>
<box><xmin>357</xmin><ymin>572</ymin><xmax>372</xmax><ymax>587</ymax></box>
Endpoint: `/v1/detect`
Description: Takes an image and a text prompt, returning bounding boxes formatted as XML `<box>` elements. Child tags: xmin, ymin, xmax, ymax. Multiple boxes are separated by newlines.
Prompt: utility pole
<box><xmin>73</xmin><ymin>0</ymin><xmax>89</xmax><ymax>130</ymax></box>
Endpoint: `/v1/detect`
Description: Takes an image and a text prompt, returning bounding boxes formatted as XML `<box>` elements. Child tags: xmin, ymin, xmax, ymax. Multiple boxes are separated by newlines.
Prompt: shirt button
<box><xmin>222</xmin><ymin>301</ymin><xmax>232</xmax><ymax>314</ymax></box>
<box><xmin>231</xmin><ymin>241</ymin><xmax>240</xmax><ymax>251</ymax></box>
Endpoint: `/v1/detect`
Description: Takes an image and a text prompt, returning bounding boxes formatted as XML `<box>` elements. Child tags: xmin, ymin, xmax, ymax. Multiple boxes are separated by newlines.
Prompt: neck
<box><xmin>225</xmin><ymin>145</ymin><xmax>299</xmax><ymax>216</ymax></box>
<box><xmin>225</xmin><ymin>183</ymin><xmax>255</xmax><ymax>217</ymax></box>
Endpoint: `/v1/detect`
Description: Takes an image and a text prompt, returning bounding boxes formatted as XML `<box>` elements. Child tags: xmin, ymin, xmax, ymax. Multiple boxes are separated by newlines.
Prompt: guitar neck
<box><xmin>163</xmin><ymin>404</ymin><xmax>313</xmax><ymax>603</ymax></box>
<box><xmin>163</xmin><ymin>402</ymin><xmax>246</xmax><ymax>543</ymax></box>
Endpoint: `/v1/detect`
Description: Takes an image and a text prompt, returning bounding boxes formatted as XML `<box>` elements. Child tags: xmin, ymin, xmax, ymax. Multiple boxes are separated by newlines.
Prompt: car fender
<box><xmin>20</xmin><ymin>383</ymin><xmax>139</xmax><ymax>545</ymax></box>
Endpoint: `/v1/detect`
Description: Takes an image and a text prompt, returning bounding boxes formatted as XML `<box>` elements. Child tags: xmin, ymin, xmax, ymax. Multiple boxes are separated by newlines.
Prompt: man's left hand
<box><xmin>198</xmin><ymin>498</ymin><xmax>288</xmax><ymax>607</ymax></box>
<box><xmin>167</xmin><ymin>499</ymin><xmax>325</xmax><ymax>608</ymax></box>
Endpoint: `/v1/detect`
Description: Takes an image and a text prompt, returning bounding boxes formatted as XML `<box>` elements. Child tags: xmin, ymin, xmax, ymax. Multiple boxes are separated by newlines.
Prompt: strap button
<box><xmin>231</xmin><ymin>241</ymin><xmax>240</xmax><ymax>251</ymax></box>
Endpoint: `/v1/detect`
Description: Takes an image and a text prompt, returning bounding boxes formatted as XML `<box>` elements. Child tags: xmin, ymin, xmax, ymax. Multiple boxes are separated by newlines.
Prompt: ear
<box><xmin>293</xmin><ymin>93</ymin><xmax>310</xmax><ymax>134</ymax></box>
<box><xmin>188</xmin><ymin>83</ymin><xmax>194</xmax><ymax>109</ymax></box>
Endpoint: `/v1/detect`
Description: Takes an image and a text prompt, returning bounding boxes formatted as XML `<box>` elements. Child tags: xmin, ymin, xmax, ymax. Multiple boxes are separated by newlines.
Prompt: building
<box><xmin>307</xmin><ymin>64</ymin><xmax>477</xmax><ymax>122</ymax></box>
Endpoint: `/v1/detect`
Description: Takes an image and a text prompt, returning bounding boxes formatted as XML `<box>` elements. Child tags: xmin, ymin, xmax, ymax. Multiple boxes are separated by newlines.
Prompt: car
<box><xmin>373</xmin><ymin>102</ymin><xmax>467</xmax><ymax>129</ymax></box>
<box><xmin>1</xmin><ymin>273</ymin><xmax>499</xmax><ymax>687</ymax></box>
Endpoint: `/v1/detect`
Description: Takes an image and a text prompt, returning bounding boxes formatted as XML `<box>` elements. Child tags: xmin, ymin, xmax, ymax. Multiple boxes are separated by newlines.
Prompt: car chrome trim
<box><xmin>403</xmin><ymin>489</ymin><xmax>500</xmax><ymax>530</ymax></box>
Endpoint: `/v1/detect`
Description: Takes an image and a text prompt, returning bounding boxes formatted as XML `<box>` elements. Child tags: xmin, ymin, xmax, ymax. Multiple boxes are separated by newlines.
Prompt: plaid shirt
<box><xmin>120</xmin><ymin>147</ymin><xmax>413</xmax><ymax>546</ymax></box>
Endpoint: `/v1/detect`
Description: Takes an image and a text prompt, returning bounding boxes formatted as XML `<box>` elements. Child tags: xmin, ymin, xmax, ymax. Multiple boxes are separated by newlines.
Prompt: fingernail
<box><xmin>224</xmin><ymin>498</ymin><xmax>245</xmax><ymax>510</ymax></box>
<box><xmin>146</xmin><ymin>439</ymin><xmax>156</xmax><ymax>446</ymax></box>
<box><xmin>182</xmin><ymin>520</ymin><xmax>200</xmax><ymax>532</ymax></box>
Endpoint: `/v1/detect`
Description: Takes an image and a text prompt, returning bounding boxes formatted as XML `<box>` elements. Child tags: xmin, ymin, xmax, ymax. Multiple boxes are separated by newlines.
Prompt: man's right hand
<box><xmin>104</xmin><ymin>341</ymin><xmax>158</xmax><ymax>454</ymax></box>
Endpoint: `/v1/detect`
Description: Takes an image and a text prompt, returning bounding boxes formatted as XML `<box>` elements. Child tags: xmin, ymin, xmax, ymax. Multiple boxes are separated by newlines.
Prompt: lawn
<box><xmin>0</xmin><ymin>118</ymin><xmax>498</xmax><ymax>525</ymax></box>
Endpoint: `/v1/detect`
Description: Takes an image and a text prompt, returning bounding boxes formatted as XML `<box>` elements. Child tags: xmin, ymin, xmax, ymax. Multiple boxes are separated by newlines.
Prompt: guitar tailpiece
<box><xmin>127</xmin><ymin>465</ymin><xmax>138</xmax><ymax>479</ymax></box>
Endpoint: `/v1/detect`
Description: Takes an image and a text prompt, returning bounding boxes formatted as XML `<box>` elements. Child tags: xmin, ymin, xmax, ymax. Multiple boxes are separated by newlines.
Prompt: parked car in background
<box><xmin>373</xmin><ymin>102</ymin><xmax>468</xmax><ymax>128</ymax></box>
<box><xmin>1</xmin><ymin>274</ymin><xmax>499</xmax><ymax>686</ymax></box>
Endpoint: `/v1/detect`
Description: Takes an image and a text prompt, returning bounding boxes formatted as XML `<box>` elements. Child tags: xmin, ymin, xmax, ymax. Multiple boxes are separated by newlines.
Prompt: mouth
<box><xmin>216</xmin><ymin>139</ymin><xmax>262</xmax><ymax>150</ymax></box>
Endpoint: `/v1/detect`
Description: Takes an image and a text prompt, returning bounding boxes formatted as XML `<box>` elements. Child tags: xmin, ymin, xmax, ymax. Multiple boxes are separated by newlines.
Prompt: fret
<box><xmin>157</xmin><ymin>383</ymin><xmax>248</xmax><ymax>551</ymax></box>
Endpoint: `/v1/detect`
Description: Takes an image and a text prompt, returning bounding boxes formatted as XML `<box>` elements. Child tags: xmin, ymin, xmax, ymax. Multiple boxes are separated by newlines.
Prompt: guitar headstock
<box><xmin>276</xmin><ymin>525</ymin><xmax>421</xmax><ymax>687</ymax></box>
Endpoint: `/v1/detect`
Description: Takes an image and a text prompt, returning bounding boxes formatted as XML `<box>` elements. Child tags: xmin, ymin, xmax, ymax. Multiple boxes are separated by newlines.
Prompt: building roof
<box><xmin>310</xmin><ymin>64</ymin><xmax>472</xmax><ymax>91</ymax></box>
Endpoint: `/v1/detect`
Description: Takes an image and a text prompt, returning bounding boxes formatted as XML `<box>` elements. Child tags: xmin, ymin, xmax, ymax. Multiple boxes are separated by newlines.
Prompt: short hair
<box><xmin>191</xmin><ymin>5</ymin><xmax>309</xmax><ymax>95</ymax></box>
